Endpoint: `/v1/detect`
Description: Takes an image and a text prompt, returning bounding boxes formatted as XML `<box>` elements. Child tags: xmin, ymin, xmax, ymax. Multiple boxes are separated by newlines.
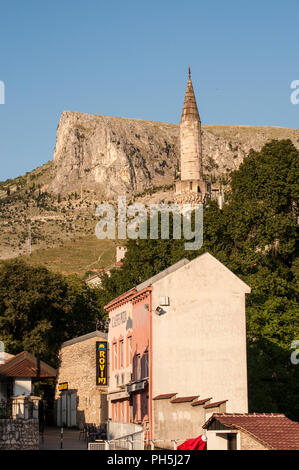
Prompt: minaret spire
<box><xmin>181</xmin><ymin>66</ymin><xmax>200</xmax><ymax>123</ymax></box>
<box><xmin>175</xmin><ymin>68</ymin><xmax>210</xmax><ymax>203</ymax></box>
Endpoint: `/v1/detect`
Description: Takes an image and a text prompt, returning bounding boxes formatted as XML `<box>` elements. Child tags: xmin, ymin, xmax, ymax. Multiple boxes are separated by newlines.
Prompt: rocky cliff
<box><xmin>1</xmin><ymin>112</ymin><xmax>298</xmax><ymax>269</ymax></box>
<box><xmin>49</xmin><ymin>111</ymin><xmax>299</xmax><ymax>198</ymax></box>
<box><xmin>49</xmin><ymin>112</ymin><xmax>179</xmax><ymax>198</ymax></box>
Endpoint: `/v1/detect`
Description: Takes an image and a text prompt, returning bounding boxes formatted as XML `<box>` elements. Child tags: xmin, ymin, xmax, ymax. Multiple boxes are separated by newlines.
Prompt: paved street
<box><xmin>39</xmin><ymin>427</ymin><xmax>88</xmax><ymax>450</ymax></box>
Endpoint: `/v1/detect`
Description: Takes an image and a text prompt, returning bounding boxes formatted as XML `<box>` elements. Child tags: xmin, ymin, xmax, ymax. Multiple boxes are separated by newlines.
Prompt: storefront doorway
<box><xmin>56</xmin><ymin>390</ymin><xmax>77</xmax><ymax>427</ymax></box>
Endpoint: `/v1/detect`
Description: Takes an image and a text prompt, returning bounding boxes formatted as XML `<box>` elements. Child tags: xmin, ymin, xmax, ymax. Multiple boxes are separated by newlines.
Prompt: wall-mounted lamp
<box><xmin>155</xmin><ymin>306</ymin><xmax>164</xmax><ymax>315</ymax></box>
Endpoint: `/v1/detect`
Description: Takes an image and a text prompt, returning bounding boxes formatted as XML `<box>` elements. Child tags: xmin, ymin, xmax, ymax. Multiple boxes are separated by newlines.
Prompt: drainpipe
<box><xmin>149</xmin><ymin>290</ymin><xmax>153</xmax><ymax>442</ymax></box>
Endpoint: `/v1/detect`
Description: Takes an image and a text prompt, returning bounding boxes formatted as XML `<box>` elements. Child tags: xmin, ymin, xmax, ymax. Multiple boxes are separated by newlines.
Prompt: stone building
<box><xmin>55</xmin><ymin>331</ymin><xmax>108</xmax><ymax>427</ymax></box>
<box><xmin>85</xmin><ymin>246</ymin><xmax>126</xmax><ymax>288</ymax></box>
<box><xmin>175</xmin><ymin>68</ymin><xmax>210</xmax><ymax>204</ymax></box>
<box><xmin>203</xmin><ymin>413</ymin><xmax>299</xmax><ymax>450</ymax></box>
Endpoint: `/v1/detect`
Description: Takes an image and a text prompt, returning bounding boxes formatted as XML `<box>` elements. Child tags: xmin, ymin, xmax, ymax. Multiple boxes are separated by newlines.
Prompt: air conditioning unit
<box><xmin>159</xmin><ymin>296</ymin><xmax>170</xmax><ymax>306</ymax></box>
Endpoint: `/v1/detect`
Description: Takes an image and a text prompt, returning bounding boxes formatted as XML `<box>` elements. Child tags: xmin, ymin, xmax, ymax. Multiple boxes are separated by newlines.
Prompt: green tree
<box><xmin>0</xmin><ymin>260</ymin><xmax>103</xmax><ymax>366</ymax></box>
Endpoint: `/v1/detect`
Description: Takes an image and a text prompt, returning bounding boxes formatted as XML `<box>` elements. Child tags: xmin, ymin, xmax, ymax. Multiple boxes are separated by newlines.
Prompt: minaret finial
<box><xmin>188</xmin><ymin>65</ymin><xmax>191</xmax><ymax>79</ymax></box>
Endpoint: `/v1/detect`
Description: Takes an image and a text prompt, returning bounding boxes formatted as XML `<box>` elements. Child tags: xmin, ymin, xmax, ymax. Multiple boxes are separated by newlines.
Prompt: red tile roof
<box><xmin>171</xmin><ymin>396</ymin><xmax>199</xmax><ymax>404</ymax></box>
<box><xmin>191</xmin><ymin>398</ymin><xmax>212</xmax><ymax>407</ymax></box>
<box><xmin>86</xmin><ymin>262</ymin><xmax>123</xmax><ymax>281</ymax></box>
<box><xmin>0</xmin><ymin>351</ymin><xmax>56</xmax><ymax>378</ymax></box>
<box><xmin>203</xmin><ymin>413</ymin><xmax>299</xmax><ymax>450</ymax></box>
<box><xmin>153</xmin><ymin>393</ymin><xmax>177</xmax><ymax>400</ymax></box>
<box><xmin>204</xmin><ymin>400</ymin><xmax>227</xmax><ymax>409</ymax></box>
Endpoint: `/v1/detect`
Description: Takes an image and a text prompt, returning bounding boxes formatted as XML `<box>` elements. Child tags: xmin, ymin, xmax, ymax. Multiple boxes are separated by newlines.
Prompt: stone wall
<box><xmin>180</xmin><ymin>120</ymin><xmax>202</xmax><ymax>181</ymax></box>
<box><xmin>0</xmin><ymin>419</ymin><xmax>39</xmax><ymax>450</ymax></box>
<box><xmin>240</xmin><ymin>430</ymin><xmax>269</xmax><ymax>450</ymax></box>
<box><xmin>55</xmin><ymin>334</ymin><xmax>108</xmax><ymax>426</ymax></box>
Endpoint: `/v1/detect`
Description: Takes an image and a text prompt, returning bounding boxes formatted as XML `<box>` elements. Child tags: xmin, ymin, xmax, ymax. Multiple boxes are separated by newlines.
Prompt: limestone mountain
<box><xmin>0</xmin><ymin>111</ymin><xmax>298</xmax><ymax>274</ymax></box>
<box><xmin>49</xmin><ymin>111</ymin><xmax>299</xmax><ymax>197</ymax></box>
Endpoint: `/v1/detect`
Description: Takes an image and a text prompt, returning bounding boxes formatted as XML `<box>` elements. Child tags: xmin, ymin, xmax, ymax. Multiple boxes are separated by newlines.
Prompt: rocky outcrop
<box><xmin>49</xmin><ymin>112</ymin><xmax>179</xmax><ymax>198</ymax></box>
<box><xmin>49</xmin><ymin>111</ymin><xmax>299</xmax><ymax>198</ymax></box>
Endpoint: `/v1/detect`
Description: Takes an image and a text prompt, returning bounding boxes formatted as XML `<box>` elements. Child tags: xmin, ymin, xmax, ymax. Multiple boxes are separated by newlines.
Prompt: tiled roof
<box><xmin>153</xmin><ymin>393</ymin><xmax>177</xmax><ymax>400</ymax></box>
<box><xmin>0</xmin><ymin>351</ymin><xmax>56</xmax><ymax>378</ymax></box>
<box><xmin>203</xmin><ymin>413</ymin><xmax>299</xmax><ymax>450</ymax></box>
<box><xmin>191</xmin><ymin>398</ymin><xmax>212</xmax><ymax>407</ymax></box>
<box><xmin>171</xmin><ymin>396</ymin><xmax>199</xmax><ymax>404</ymax></box>
<box><xmin>204</xmin><ymin>400</ymin><xmax>227</xmax><ymax>409</ymax></box>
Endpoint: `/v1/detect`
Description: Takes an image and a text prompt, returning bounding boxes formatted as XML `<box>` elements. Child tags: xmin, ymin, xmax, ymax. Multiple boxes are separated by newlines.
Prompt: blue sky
<box><xmin>0</xmin><ymin>0</ymin><xmax>298</xmax><ymax>181</ymax></box>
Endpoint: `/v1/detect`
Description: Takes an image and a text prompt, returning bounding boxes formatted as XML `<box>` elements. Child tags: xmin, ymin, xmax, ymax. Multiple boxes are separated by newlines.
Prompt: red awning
<box><xmin>177</xmin><ymin>435</ymin><xmax>207</xmax><ymax>450</ymax></box>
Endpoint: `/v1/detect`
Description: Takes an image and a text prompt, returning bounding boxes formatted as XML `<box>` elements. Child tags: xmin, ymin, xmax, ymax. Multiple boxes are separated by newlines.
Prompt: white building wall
<box><xmin>151</xmin><ymin>253</ymin><xmax>250</xmax><ymax>413</ymax></box>
<box><xmin>13</xmin><ymin>378</ymin><xmax>32</xmax><ymax>396</ymax></box>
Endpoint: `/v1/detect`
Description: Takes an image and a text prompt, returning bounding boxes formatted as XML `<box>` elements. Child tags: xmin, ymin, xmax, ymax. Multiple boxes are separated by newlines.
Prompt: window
<box><xmin>115</xmin><ymin>374</ymin><xmax>119</xmax><ymax>387</ymax></box>
<box><xmin>120</xmin><ymin>340</ymin><xmax>124</xmax><ymax>368</ymax></box>
<box><xmin>113</xmin><ymin>343</ymin><xmax>117</xmax><ymax>371</ymax></box>
<box><xmin>136</xmin><ymin>354</ymin><xmax>141</xmax><ymax>381</ymax></box>
<box><xmin>128</xmin><ymin>336</ymin><xmax>132</xmax><ymax>364</ymax></box>
<box><xmin>144</xmin><ymin>351</ymin><xmax>149</xmax><ymax>378</ymax></box>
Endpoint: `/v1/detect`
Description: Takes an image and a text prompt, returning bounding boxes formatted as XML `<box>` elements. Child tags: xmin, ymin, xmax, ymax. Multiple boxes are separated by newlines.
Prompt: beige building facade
<box><xmin>151</xmin><ymin>253</ymin><xmax>250</xmax><ymax>414</ymax></box>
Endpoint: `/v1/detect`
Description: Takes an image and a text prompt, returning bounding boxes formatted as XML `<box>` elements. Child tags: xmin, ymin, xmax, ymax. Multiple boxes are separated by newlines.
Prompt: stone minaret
<box><xmin>175</xmin><ymin>68</ymin><xmax>210</xmax><ymax>202</ymax></box>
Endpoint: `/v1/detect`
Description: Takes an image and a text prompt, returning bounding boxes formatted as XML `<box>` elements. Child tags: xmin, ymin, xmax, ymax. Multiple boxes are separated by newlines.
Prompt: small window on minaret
<box><xmin>190</xmin><ymin>182</ymin><xmax>192</xmax><ymax>190</ymax></box>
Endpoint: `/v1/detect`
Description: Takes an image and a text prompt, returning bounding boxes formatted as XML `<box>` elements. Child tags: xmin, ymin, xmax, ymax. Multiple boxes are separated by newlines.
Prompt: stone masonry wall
<box><xmin>55</xmin><ymin>335</ymin><xmax>108</xmax><ymax>426</ymax></box>
<box><xmin>180</xmin><ymin>120</ymin><xmax>202</xmax><ymax>181</ymax></box>
<box><xmin>0</xmin><ymin>419</ymin><xmax>39</xmax><ymax>450</ymax></box>
<box><xmin>240</xmin><ymin>430</ymin><xmax>269</xmax><ymax>450</ymax></box>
